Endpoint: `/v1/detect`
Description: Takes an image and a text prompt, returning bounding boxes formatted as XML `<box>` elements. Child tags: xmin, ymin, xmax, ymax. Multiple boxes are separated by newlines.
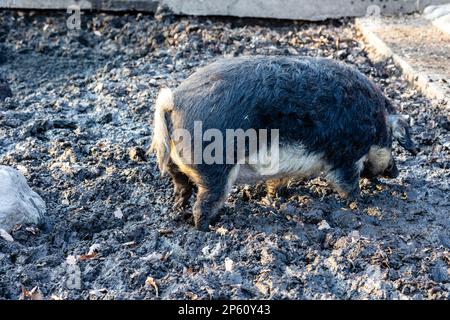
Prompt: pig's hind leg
<box><xmin>167</xmin><ymin>160</ymin><xmax>195</xmax><ymax>214</ymax></box>
<box><xmin>193</xmin><ymin>165</ymin><xmax>238</xmax><ymax>231</ymax></box>
<box><xmin>266</xmin><ymin>177</ymin><xmax>290</xmax><ymax>198</ymax></box>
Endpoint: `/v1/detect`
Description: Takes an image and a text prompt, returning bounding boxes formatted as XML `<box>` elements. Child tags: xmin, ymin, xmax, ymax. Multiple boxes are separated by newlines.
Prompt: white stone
<box><xmin>0</xmin><ymin>166</ymin><xmax>45</xmax><ymax>230</ymax></box>
<box><xmin>0</xmin><ymin>228</ymin><xmax>14</xmax><ymax>242</ymax></box>
<box><xmin>424</xmin><ymin>3</ymin><xmax>450</xmax><ymax>20</ymax></box>
<box><xmin>224</xmin><ymin>257</ymin><xmax>233</xmax><ymax>272</ymax></box>
<box><xmin>424</xmin><ymin>4</ymin><xmax>450</xmax><ymax>36</ymax></box>
<box><xmin>317</xmin><ymin>220</ymin><xmax>331</xmax><ymax>230</ymax></box>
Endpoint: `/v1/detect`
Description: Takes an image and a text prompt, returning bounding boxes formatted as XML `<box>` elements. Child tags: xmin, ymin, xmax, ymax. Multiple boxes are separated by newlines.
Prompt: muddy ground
<box><xmin>0</xmin><ymin>10</ymin><xmax>449</xmax><ymax>300</ymax></box>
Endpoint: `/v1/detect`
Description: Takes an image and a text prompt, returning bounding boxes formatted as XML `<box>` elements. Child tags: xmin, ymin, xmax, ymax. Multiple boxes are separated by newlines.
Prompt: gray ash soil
<box><xmin>0</xmin><ymin>10</ymin><xmax>449</xmax><ymax>300</ymax></box>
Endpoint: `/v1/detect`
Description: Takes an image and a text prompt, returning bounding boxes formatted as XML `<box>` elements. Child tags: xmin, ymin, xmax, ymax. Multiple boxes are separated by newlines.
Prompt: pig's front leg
<box><xmin>327</xmin><ymin>165</ymin><xmax>361</xmax><ymax>201</ymax></box>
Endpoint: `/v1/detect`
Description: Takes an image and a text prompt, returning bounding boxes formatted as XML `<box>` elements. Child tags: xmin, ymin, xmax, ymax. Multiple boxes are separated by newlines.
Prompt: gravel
<box><xmin>0</xmin><ymin>10</ymin><xmax>449</xmax><ymax>300</ymax></box>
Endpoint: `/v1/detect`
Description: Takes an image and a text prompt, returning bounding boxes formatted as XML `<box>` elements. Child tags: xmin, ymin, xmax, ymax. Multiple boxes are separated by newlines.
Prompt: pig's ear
<box><xmin>388</xmin><ymin>114</ymin><xmax>418</xmax><ymax>155</ymax></box>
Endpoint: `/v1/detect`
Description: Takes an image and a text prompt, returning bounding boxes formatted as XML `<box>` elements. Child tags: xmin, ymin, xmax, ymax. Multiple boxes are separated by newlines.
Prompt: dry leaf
<box><xmin>79</xmin><ymin>252</ymin><xmax>97</xmax><ymax>261</ymax></box>
<box><xmin>25</xmin><ymin>227</ymin><xmax>39</xmax><ymax>235</ymax></box>
<box><xmin>20</xmin><ymin>286</ymin><xmax>44</xmax><ymax>300</ymax></box>
<box><xmin>88</xmin><ymin>244</ymin><xmax>101</xmax><ymax>254</ymax></box>
<box><xmin>0</xmin><ymin>229</ymin><xmax>14</xmax><ymax>242</ymax></box>
<box><xmin>185</xmin><ymin>291</ymin><xmax>198</xmax><ymax>300</ymax></box>
<box><xmin>11</xmin><ymin>224</ymin><xmax>23</xmax><ymax>232</ymax></box>
<box><xmin>161</xmin><ymin>251</ymin><xmax>172</xmax><ymax>262</ymax></box>
<box><xmin>79</xmin><ymin>244</ymin><xmax>100</xmax><ymax>261</ymax></box>
<box><xmin>260</xmin><ymin>197</ymin><xmax>272</xmax><ymax>206</ymax></box>
<box><xmin>367</xmin><ymin>207</ymin><xmax>381</xmax><ymax>217</ymax></box>
<box><xmin>297</xmin><ymin>195</ymin><xmax>311</xmax><ymax>205</ymax></box>
<box><xmin>89</xmin><ymin>288</ymin><xmax>108</xmax><ymax>296</ymax></box>
<box><xmin>349</xmin><ymin>201</ymin><xmax>358</xmax><ymax>210</ymax></box>
<box><xmin>141</xmin><ymin>252</ymin><xmax>163</xmax><ymax>262</ymax></box>
<box><xmin>145</xmin><ymin>277</ymin><xmax>159</xmax><ymax>297</ymax></box>
<box><xmin>158</xmin><ymin>229</ymin><xmax>173</xmax><ymax>236</ymax></box>
<box><xmin>216</xmin><ymin>226</ymin><xmax>228</xmax><ymax>236</ymax></box>
<box><xmin>184</xmin><ymin>267</ymin><xmax>195</xmax><ymax>276</ymax></box>
<box><xmin>122</xmin><ymin>241</ymin><xmax>136</xmax><ymax>247</ymax></box>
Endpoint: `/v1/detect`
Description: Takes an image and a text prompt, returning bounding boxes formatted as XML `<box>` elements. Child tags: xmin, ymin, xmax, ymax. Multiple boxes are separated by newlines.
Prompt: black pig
<box><xmin>150</xmin><ymin>56</ymin><xmax>417</xmax><ymax>231</ymax></box>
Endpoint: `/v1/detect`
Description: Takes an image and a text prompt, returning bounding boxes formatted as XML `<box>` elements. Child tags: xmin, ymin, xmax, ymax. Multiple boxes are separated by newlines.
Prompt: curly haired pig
<box><xmin>150</xmin><ymin>56</ymin><xmax>417</xmax><ymax>231</ymax></box>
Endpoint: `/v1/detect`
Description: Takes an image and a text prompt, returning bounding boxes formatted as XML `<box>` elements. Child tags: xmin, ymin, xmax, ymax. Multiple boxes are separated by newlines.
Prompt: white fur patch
<box><xmin>236</xmin><ymin>145</ymin><xmax>329</xmax><ymax>184</ymax></box>
<box><xmin>367</xmin><ymin>145</ymin><xmax>391</xmax><ymax>174</ymax></box>
<box><xmin>155</xmin><ymin>88</ymin><xmax>174</xmax><ymax>110</ymax></box>
<box><xmin>150</xmin><ymin>88</ymin><xmax>174</xmax><ymax>175</ymax></box>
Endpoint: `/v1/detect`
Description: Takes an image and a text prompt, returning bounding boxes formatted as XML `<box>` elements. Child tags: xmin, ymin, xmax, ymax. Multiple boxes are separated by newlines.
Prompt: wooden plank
<box><xmin>0</xmin><ymin>0</ymin><xmax>158</xmax><ymax>11</ymax></box>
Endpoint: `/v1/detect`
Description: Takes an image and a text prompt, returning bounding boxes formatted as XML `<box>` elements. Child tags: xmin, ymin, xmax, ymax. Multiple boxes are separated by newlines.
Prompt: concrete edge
<box><xmin>2</xmin><ymin>0</ymin><xmax>450</xmax><ymax>20</ymax></box>
<box><xmin>432</xmin><ymin>16</ymin><xmax>450</xmax><ymax>36</ymax></box>
<box><xmin>355</xmin><ymin>18</ymin><xmax>449</xmax><ymax>105</ymax></box>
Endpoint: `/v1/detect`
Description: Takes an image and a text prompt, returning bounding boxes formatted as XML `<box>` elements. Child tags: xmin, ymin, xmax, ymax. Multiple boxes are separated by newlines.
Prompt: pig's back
<box><xmin>171</xmin><ymin>56</ymin><xmax>390</xmax><ymax>160</ymax></box>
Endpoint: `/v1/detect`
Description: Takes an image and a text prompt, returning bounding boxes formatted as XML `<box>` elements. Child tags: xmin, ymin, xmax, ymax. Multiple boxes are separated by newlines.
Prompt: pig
<box><xmin>150</xmin><ymin>56</ymin><xmax>417</xmax><ymax>231</ymax></box>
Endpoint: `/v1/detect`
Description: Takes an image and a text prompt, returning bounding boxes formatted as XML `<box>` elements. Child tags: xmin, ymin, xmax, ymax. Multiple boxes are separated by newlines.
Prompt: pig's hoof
<box><xmin>194</xmin><ymin>213</ymin><xmax>221</xmax><ymax>231</ymax></box>
<box><xmin>172</xmin><ymin>202</ymin><xmax>186</xmax><ymax>212</ymax></box>
<box><xmin>173</xmin><ymin>212</ymin><xmax>190</xmax><ymax>223</ymax></box>
<box><xmin>343</xmin><ymin>191</ymin><xmax>363</xmax><ymax>207</ymax></box>
<box><xmin>194</xmin><ymin>220</ymin><xmax>210</xmax><ymax>232</ymax></box>
<box><xmin>172</xmin><ymin>195</ymin><xmax>191</xmax><ymax>211</ymax></box>
<box><xmin>171</xmin><ymin>202</ymin><xmax>191</xmax><ymax>221</ymax></box>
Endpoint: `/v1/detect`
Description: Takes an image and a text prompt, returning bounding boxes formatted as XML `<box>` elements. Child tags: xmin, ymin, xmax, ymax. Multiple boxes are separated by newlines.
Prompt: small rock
<box><xmin>89</xmin><ymin>288</ymin><xmax>108</xmax><ymax>297</ymax></box>
<box><xmin>52</xmin><ymin>119</ymin><xmax>77</xmax><ymax>130</ymax></box>
<box><xmin>0</xmin><ymin>228</ymin><xmax>14</xmax><ymax>242</ymax></box>
<box><xmin>317</xmin><ymin>220</ymin><xmax>331</xmax><ymax>230</ymax></box>
<box><xmin>330</xmin><ymin>209</ymin><xmax>361</xmax><ymax>229</ymax></box>
<box><xmin>113</xmin><ymin>208</ymin><xmax>123</xmax><ymax>219</ymax></box>
<box><xmin>280</xmin><ymin>202</ymin><xmax>297</xmax><ymax>215</ymax></box>
<box><xmin>0</xmin><ymin>166</ymin><xmax>46</xmax><ymax>231</ymax></box>
<box><xmin>88</xmin><ymin>243</ymin><xmax>101</xmax><ymax>255</ymax></box>
<box><xmin>141</xmin><ymin>252</ymin><xmax>163</xmax><ymax>262</ymax></box>
<box><xmin>431</xmin><ymin>260</ymin><xmax>449</xmax><ymax>282</ymax></box>
<box><xmin>98</xmin><ymin>112</ymin><xmax>113</xmax><ymax>124</ymax></box>
<box><xmin>302</xmin><ymin>209</ymin><xmax>324</xmax><ymax>223</ymax></box>
<box><xmin>224</xmin><ymin>257</ymin><xmax>233</xmax><ymax>272</ymax></box>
